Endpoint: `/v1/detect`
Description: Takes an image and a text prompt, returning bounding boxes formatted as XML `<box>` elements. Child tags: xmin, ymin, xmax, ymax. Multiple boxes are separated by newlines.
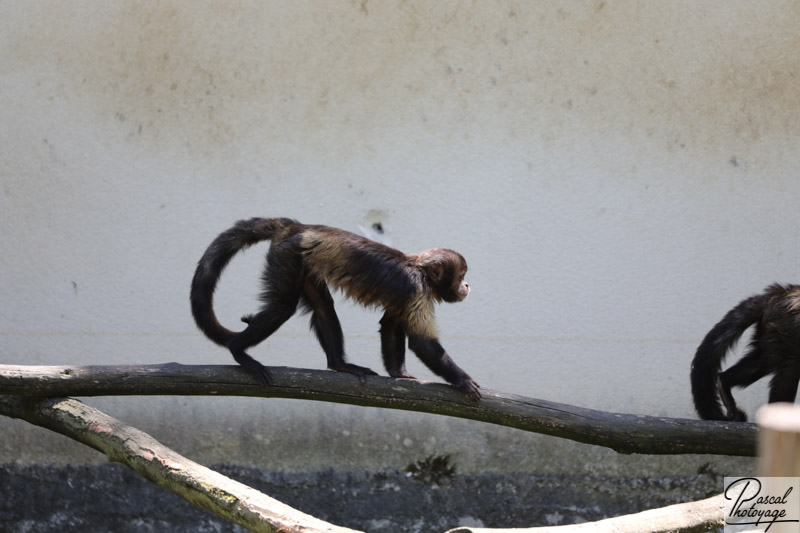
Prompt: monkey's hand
<box><xmin>331</xmin><ymin>363</ymin><xmax>379</xmax><ymax>384</ymax></box>
<box><xmin>458</xmin><ymin>377</ymin><xmax>481</xmax><ymax>401</ymax></box>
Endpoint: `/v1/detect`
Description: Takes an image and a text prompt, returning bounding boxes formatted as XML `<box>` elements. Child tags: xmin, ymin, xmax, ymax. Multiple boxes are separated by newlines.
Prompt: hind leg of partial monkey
<box><xmin>380</xmin><ymin>313</ymin><xmax>415</xmax><ymax>379</ymax></box>
<box><xmin>768</xmin><ymin>370</ymin><xmax>800</xmax><ymax>405</ymax></box>
<box><xmin>301</xmin><ymin>277</ymin><xmax>377</xmax><ymax>383</ymax></box>
<box><xmin>767</xmin><ymin>349</ymin><xmax>800</xmax><ymax>404</ymax></box>
<box><xmin>718</xmin><ymin>348</ymin><xmax>771</xmax><ymax>421</ymax></box>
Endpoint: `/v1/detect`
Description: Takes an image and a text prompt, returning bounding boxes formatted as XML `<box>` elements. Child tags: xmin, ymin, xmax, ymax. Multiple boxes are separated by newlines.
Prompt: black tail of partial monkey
<box><xmin>190</xmin><ymin>217</ymin><xmax>298</xmax><ymax>346</ymax></box>
<box><xmin>690</xmin><ymin>291</ymin><xmax>771</xmax><ymax>420</ymax></box>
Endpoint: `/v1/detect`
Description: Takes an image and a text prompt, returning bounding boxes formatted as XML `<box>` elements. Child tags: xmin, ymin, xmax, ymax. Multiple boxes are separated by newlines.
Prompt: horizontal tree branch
<box><xmin>0</xmin><ymin>363</ymin><xmax>756</xmax><ymax>456</ymax></box>
<box><xmin>0</xmin><ymin>395</ymin><xmax>361</xmax><ymax>533</ymax></box>
<box><xmin>445</xmin><ymin>493</ymin><xmax>725</xmax><ymax>533</ymax></box>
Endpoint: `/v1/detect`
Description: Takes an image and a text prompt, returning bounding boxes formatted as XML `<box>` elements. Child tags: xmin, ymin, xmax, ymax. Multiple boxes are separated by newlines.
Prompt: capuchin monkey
<box><xmin>190</xmin><ymin>217</ymin><xmax>481</xmax><ymax>400</ymax></box>
<box><xmin>690</xmin><ymin>283</ymin><xmax>800</xmax><ymax>421</ymax></box>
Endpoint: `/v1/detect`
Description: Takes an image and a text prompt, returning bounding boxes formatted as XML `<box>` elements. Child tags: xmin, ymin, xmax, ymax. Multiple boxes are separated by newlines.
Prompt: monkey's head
<box><xmin>416</xmin><ymin>248</ymin><xmax>470</xmax><ymax>303</ymax></box>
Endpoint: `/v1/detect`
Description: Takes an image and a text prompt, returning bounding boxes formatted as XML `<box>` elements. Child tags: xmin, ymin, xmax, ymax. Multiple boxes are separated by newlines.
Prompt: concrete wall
<box><xmin>2</xmin><ymin>1</ymin><xmax>798</xmax><ymax>478</ymax></box>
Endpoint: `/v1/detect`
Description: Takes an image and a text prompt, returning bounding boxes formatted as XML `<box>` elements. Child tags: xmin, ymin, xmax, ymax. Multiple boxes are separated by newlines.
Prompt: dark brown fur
<box><xmin>190</xmin><ymin>217</ymin><xmax>480</xmax><ymax>400</ymax></box>
<box><xmin>691</xmin><ymin>283</ymin><xmax>800</xmax><ymax>421</ymax></box>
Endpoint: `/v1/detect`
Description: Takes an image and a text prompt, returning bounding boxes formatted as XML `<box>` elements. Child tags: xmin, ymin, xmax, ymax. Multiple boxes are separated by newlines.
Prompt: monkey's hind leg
<box><xmin>227</xmin><ymin>299</ymin><xmax>298</xmax><ymax>387</ymax></box>
<box><xmin>767</xmin><ymin>358</ymin><xmax>800</xmax><ymax>405</ymax></box>
<box><xmin>718</xmin><ymin>348</ymin><xmax>771</xmax><ymax>422</ymax></box>
<box><xmin>301</xmin><ymin>277</ymin><xmax>378</xmax><ymax>383</ymax></box>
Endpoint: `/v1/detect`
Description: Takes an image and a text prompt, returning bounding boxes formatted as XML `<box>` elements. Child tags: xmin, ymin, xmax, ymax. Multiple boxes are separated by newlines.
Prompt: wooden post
<box><xmin>756</xmin><ymin>402</ymin><xmax>800</xmax><ymax>476</ymax></box>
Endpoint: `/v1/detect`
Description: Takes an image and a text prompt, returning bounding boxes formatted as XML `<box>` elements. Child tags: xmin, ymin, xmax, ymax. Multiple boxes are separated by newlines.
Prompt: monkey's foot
<box><xmin>254</xmin><ymin>367</ymin><xmax>273</xmax><ymax>387</ymax></box>
<box><xmin>726</xmin><ymin>408</ymin><xmax>748</xmax><ymax>422</ymax></box>
<box><xmin>458</xmin><ymin>378</ymin><xmax>482</xmax><ymax>401</ymax></box>
<box><xmin>331</xmin><ymin>363</ymin><xmax>379</xmax><ymax>384</ymax></box>
<box><xmin>231</xmin><ymin>350</ymin><xmax>273</xmax><ymax>387</ymax></box>
<box><xmin>388</xmin><ymin>370</ymin><xmax>417</xmax><ymax>379</ymax></box>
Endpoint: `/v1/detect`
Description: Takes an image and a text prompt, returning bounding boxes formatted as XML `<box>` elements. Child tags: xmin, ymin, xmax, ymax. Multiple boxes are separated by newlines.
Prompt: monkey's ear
<box><xmin>428</xmin><ymin>262</ymin><xmax>444</xmax><ymax>283</ymax></box>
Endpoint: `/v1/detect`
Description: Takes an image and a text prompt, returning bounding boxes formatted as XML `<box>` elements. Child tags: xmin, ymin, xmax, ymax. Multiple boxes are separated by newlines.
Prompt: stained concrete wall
<box><xmin>2</xmin><ymin>1</ymin><xmax>798</xmax><ymax>481</ymax></box>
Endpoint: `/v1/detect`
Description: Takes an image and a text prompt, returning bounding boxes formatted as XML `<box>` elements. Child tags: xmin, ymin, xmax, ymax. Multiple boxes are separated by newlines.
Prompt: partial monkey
<box><xmin>691</xmin><ymin>283</ymin><xmax>800</xmax><ymax>421</ymax></box>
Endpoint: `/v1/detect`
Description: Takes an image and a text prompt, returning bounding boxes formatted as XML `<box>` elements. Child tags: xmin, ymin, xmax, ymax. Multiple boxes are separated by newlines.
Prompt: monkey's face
<box><xmin>418</xmin><ymin>249</ymin><xmax>470</xmax><ymax>303</ymax></box>
<box><xmin>450</xmin><ymin>269</ymin><xmax>471</xmax><ymax>302</ymax></box>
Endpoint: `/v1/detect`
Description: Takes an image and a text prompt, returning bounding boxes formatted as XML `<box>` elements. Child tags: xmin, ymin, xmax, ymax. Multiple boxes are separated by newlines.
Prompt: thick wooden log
<box><xmin>0</xmin><ymin>363</ymin><xmax>756</xmax><ymax>456</ymax></box>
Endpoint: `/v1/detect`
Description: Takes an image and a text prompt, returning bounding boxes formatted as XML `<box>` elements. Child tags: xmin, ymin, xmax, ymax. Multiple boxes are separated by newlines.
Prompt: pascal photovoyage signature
<box><xmin>725</xmin><ymin>478</ymin><xmax>797</xmax><ymax>531</ymax></box>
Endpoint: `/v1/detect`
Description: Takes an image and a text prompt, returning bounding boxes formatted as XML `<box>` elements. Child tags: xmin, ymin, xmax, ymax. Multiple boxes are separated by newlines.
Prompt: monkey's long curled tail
<box><xmin>690</xmin><ymin>290</ymin><xmax>772</xmax><ymax>420</ymax></box>
<box><xmin>190</xmin><ymin>217</ymin><xmax>298</xmax><ymax>346</ymax></box>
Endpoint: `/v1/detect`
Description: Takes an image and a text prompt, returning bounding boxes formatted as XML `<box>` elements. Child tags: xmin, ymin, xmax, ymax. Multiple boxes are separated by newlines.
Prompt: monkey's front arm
<box><xmin>407</xmin><ymin>335</ymin><xmax>481</xmax><ymax>401</ymax></box>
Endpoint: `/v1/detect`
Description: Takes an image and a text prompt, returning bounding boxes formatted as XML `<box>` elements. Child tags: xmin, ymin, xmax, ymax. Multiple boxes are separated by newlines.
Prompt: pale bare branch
<box><xmin>0</xmin><ymin>395</ymin><xmax>362</xmax><ymax>533</ymax></box>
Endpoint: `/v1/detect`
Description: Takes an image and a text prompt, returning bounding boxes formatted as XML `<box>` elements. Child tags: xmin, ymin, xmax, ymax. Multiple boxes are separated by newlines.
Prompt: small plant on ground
<box><xmin>405</xmin><ymin>454</ymin><xmax>456</xmax><ymax>484</ymax></box>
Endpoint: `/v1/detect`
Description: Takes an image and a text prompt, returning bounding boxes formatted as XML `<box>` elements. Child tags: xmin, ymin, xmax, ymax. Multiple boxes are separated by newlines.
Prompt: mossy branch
<box><xmin>0</xmin><ymin>395</ymin><xmax>361</xmax><ymax>533</ymax></box>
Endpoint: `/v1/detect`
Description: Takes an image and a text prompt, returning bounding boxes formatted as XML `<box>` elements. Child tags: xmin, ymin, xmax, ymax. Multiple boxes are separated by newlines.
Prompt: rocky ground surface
<box><xmin>0</xmin><ymin>462</ymin><xmax>723</xmax><ymax>532</ymax></box>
